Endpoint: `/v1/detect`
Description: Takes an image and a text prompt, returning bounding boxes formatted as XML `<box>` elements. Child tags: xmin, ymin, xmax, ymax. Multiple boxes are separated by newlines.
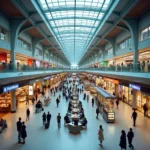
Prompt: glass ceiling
<box><xmin>38</xmin><ymin>0</ymin><xmax>114</xmax><ymax>65</ymax></box>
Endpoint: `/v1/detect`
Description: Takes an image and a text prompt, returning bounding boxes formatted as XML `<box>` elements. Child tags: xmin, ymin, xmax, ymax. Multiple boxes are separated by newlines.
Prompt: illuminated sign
<box><xmin>129</xmin><ymin>84</ymin><xmax>140</xmax><ymax>91</ymax></box>
<box><xmin>103</xmin><ymin>77</ymin><xmax>119</xmax><ymax>84</ymax></box>
<box><xmin>3</xmin><ymin>84</ymin><xmax>19</xmax><ymax>92</ymax></box>
<box><xmin>44</xmin><ymin>76</ymin><xmax>50</xmax><ymax>80</ymax></box>
<box><xmin>28</xmin><ymin>85</ymin><xmax>33</xmax><ymax>95</ymax></box>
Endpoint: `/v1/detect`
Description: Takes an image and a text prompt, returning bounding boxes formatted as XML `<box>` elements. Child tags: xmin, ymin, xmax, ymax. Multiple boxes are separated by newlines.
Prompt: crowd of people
<box><xmin>0</xmin><ymin>75</ymin><xmax>138</xmax><ymax>149</ymax></box>
<box><xmin>92</xmin><ymin>60</ymin><xmax>150</xmax><ymax>72</ymax></box>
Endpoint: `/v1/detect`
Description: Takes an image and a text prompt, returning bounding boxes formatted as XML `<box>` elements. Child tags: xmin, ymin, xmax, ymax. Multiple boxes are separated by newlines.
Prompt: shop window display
<box><xmin>0</xmin><ymin>93</ymin><xmax>11</xmax><ymax>112</ymax></box>
<box><xmin>137</xmin><ymin>92</ymin><xmax>150</xmax><ymax>117</ymax></box>
<box><xmin>106</xmin><ymin>82</ymin><xmax>115</xmax><ymax>95</ymax></box>
<box><xmin>128</xmin><ymin>88</ymin><xmax>132</xmax><ymax>106</ymax></box>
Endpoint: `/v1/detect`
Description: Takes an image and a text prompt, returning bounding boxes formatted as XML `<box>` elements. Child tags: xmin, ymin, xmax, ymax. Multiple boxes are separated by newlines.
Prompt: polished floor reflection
<box><xmin>0</xmin><ymin>83</ymin><xmax>150</xmax><ymax>150</ymax></box>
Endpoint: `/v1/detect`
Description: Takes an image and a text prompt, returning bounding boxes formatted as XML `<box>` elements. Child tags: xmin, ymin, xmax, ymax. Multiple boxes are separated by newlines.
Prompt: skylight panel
<box><xmin>39</xmin><ymin>0</ymin><xmax>114</xmax><ymax>64</ymax></box>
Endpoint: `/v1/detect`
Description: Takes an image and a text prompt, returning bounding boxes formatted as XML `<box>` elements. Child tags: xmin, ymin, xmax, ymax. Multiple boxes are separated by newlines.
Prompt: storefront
<box><xmin>104</xmin><ymin>77</ymin><xmax>119</xmax><ymax>95</ymax></box>
<box><xmin>0</xmin><ymin>84</ymin><xmax>19</xmax><ymax>112</ymax></box>
<box><xmin>120</xmin><ymin>82</ymin><xmax>150</xmax><ymax>117</ymax></box>
<box><xmin>119</xmin><ymin>85</ymin><xmax>133</xmax><ymax>106</ymax></box>
<box><xmin>136</xmin><ymin>91</ymin><xmax>150</xmax><ymax>116</ymax></box>
<box><xmin>96</xmin><ymin>76</ymin><xmax>104</xmax><ymax>87</ymax></box>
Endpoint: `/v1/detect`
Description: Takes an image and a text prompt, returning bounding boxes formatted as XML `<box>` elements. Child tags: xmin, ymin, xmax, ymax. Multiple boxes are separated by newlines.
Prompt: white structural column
<box><xmin>10</xmin><ymin>90</ymin><xmax>16</xmax><ymax>113</ymax></box>
<box><xmin>132</xmin><ymin>90</ymin><xmax>137</xmax><ymax>109</ymax></box>
<box><xmin>115</xmin><ymin>84</ymin><xmax>119</xmax><ymax>97</ymax></box>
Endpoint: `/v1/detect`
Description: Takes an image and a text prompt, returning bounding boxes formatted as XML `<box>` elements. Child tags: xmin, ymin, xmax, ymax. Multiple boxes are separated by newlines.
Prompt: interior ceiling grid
<box><xmin>39</xmin><ymin>0</ymin><xmax>113</xmax><ymax>64</ymax></box>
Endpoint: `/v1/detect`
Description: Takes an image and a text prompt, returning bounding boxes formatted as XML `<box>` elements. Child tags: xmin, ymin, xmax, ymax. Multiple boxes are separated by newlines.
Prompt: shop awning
<box><xmin>93</xmin><ymin>86</ymin><xmax>116</xmax><ymax>99</ymax></box>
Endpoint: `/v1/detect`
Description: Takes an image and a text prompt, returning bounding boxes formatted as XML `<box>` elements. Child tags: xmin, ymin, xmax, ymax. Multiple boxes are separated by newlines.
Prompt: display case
<box><xmin>0</xmin><ymin>103</ymin><xmax>11</xmax><ymax>112</ymax></box>
<box><xmin>103</xmin><ymin>107</ymin><xmax>115</xmax><ymax>123</ymax></box>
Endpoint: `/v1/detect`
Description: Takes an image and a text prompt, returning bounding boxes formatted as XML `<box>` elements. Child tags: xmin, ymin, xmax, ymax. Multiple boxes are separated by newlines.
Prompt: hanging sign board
<box><xmin>129</xmin><ymin>84</ymin><xmax>141</xmax><ymax>91</ymax></box>
<box><xmin>3</xmin><ymin>84</ymin><xmax>19</xmax><ymax>92</ymax></box>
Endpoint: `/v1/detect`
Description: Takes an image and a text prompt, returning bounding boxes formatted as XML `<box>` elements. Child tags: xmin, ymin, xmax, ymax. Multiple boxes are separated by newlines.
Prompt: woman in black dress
<box><xmin>21</xmin><ymin>122</ymin><xmax>27</xmax><ymax>144</ymax></box>
<box><xmin>119</xmin><ymin>130</ymin><xmax>126</xmax><ymax>150</ymax></box>
<box><xmin>42</xmin><ymin>112</ymin><xmax>46</xmax><ymax>126</ymax></box>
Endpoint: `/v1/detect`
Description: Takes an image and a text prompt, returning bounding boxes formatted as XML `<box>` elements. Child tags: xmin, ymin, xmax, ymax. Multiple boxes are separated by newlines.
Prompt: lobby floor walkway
<box><xmin>0</xmin><ymin>82</ymin><xmax>150</xmax><ymax>150</ymax></box>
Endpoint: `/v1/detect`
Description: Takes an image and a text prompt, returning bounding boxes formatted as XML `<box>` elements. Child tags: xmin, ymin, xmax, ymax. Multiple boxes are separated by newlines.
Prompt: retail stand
<box><xmin>93</xmin><ymin>86</ymin><xmax>116</xmax><ymax>123</ymax></box>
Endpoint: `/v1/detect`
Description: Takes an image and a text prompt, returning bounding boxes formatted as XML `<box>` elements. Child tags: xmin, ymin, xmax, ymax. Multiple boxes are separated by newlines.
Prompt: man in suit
<box><xmin>16</xmin><ymin>117</ymin><xmax>22</xmax><ymax>143</ymax></box>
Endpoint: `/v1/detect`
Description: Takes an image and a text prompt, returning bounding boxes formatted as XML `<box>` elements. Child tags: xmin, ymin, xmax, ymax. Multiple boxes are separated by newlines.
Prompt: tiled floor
<box><xmin>0</xmin><ymin>81</ymin><xmax>150</xmax><ymax>150</ymax></box>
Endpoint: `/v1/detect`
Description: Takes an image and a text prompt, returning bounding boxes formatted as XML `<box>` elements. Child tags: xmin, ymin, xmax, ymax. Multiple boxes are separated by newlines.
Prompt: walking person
<box><xmin>47</xmin><ymin>112</ymin><xmax>51</xmax><ymax>126</ymax></box>
<box><xmin>56</xmin><ymin>98</ymin><xmax>60</xmax><ymax>107</ymax></box>
<box><xmin>122</xmin><ymin>94</ymin><xmax>125</xmax><ymax>103</ymax></box>
<box><xmin>16</xmin><ymin>117</ymin><xmax>22</xmax><ymax>144</ymax></box>
<box><xmin>42</xmin><ymin>112</ymin><xmax>46</xmax><ymax>126</ymax></box>
<box><xmin>143</xmin><ymin>103</ymin><xmax>148</xmax><ymax>116</ymax></box>
<box><xmin>54</xmin><ymin>90</ymin><xmax>56</xmax><ymax>97</ymax></box>
<box><xmin>59</xmin><ymin>94</ymin><xmax>61</xmax><ymax>99</ymax></box>
<box><xmin>57</xmin><ymin>113</ymin><xmax>61</xmax><ymax>129</ymax></box>
<box><xmin>26</xmin><ymin>108</ymin><xmax>30</xmax><ymax>121</ymax></box>
<box><xmin>26</xmin><ymin>95</ymin><xmax>29</xmax><ymax>105</ymax></box>
<box><xmin>96</xmin><ymin>107</ymin><xmax>99</xmax><ymax>119</ymax></box>
<box><xmin>116</xmin><ymin>99</ymin><xmax>119</xmax><ymax>109</ymax></box>
<box><xmin>98</xmin><ymin>125</ymin><xmax>104</xmax><ymax>146</ymax></box>
<box><xmin>92</xmin><ymin>98</ymin><xmax>94</xmax><ymax>107</ymax></box>
<box><xmin>66</xmin><ymin>95</ymin><xmax>68</xmax><ymax>102</ymax></box>
<box><xmin>87</xmin><ymin>94</ymin><xmax>89</xmax><ymax>102</ymax></box>
<box><xmin>131</xmin><ymin>110</ymin><xmax>137</xmax><ymax>127</ymax></box>
<box><xmin>83</xmin><ymin>93</ymin><xmax>86</xmax><ymax>100</ymax></box>
<box><xmin>127</xmin><ymin>128</ymin><xmax>134</xmax><ymax>149</ymax></box>
<box><xmin>119</xmin><ymin>130</ymin><xmax>127</xmax><ymax>150</ymax></box>
<box><xmin>21</xmin><ymin>122</ymin><xmax>27</xmax><ymax>144</ymax></box>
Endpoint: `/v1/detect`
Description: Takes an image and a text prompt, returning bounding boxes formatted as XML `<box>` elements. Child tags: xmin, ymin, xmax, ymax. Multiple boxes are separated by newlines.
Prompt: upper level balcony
<box><xmin>0</xmin><ymin>63</ymin><xmax>150</xmax><ymax>87</ymax></box>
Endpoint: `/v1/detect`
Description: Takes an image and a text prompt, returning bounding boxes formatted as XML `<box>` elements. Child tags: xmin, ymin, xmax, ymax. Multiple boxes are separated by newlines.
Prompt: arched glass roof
<box><xmin>38</xmin><ymin>0</ymin><xmax>114</xmax><ymax>65</ymax></box>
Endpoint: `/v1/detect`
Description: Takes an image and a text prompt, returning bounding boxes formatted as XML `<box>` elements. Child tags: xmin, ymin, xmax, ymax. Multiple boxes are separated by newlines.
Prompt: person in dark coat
<box><xmin>83</xmin><ymin>93</ymin><xmax>86</xmax><ymax>100</ymax></box>
<box><xmin>42</xmin><ymin>112</ymin><xmax>46</xmax><ymax>126</ymax></box>
<box><xmin>116</xmin><ymin>99</ymin><xmax>119</xmax><ymax>109</ymax></box>
<box><xmin>47</xmin><ymin>112</ymin><xmax>51</xmax><ymax>126</ymax></box>
<box><xmin>92</xmin><ymin>98</ymin><xmax>94</xmax><ymax>107</ymax></box>
<box><xmin>127</xmin><ymin>128</ymin><xmax>134</xmax><ymax>149</ymax></box>
<box><xmin>96</xmin><ymin>107</ymin><xmax>99</xmax><ymax>119</ymax></box>
<box><xmin>65</xmin><ymin>95</ymin><xmax>68</xmax><ymax>102</ymax></box>
<box><xmin>57</xmin><ymin>113</ymin><xmax>61</xmax><ymax>129</ymax></box>
<box><xmin>16</xmin><ymin>117</ymin><xmax>22</xmax><ymax>144</ymax></box>
<box><xmin>119</xmin><ymin>130</ymin><xmax>126</xmax><ymax>150</ymax></box>
<box><xmin>56</xmin><ymin>98</ymin><xmax>60</xmax><ymax>107</ymax></box>
<box><xmin>21</xmin><ymin>122</ymin><xmax>27</xmax><ymax>144</ymax></box>
<box><xmin>131</xmin><ymin>110</ymin><xmax>137</xmax><ymax>126</ymax></box>
<box><xmin>143</xmin><ymin>103</ymin><xmax>148</xmax><ymax>116</ymax></box>
<box><xmin>26</xmin><ymin>108</ymin><xmax>30</xmax><ymax>121</ymax></box>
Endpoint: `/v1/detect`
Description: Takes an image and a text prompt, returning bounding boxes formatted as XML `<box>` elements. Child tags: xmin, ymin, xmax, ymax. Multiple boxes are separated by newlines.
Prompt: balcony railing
<box><xmin>0</xmin><ymin>63</ymin><xmax>150</xmax><ymax>73</ymax></box>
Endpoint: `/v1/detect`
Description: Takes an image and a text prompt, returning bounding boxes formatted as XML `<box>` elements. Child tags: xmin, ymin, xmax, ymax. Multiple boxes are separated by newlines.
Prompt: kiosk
<box><xmin>94</xmin><ymin>86</ymin><xmax>116</xmax><ymax>123</ymax></box>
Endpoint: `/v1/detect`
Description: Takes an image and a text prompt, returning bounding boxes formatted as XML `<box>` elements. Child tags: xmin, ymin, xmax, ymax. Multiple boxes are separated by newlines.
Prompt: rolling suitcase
<box><xmin>45</xmin><ymin>123</ymin><xmax>49</xmax><ymax>129</ymax></box>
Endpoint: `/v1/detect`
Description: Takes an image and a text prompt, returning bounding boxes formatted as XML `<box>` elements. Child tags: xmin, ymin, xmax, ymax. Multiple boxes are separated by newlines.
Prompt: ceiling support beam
<box><xmin>19</xmin><ymin>24</ymin><xmax>34</xmax><ymax>34</ymax></box>
<box><xmin>116</xmin><ymin>24</ymin><xmax>130</xmax><ymax>31</ymax></box>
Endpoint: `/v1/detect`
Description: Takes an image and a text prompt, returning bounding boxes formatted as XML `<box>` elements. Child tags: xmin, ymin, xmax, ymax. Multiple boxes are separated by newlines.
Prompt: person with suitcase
<box><xmin>57</xmin><ymin>113</ymin><xmax>61</xmax><ymax>129</ymax></box>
